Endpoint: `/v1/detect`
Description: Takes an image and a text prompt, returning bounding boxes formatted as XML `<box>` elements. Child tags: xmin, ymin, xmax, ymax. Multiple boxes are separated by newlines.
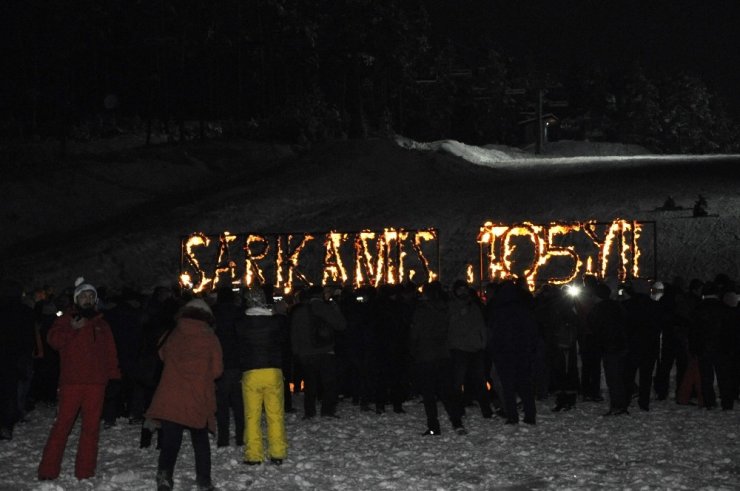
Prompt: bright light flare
<box><xmin>565</xmin><ymin>284</ymin><xmax>581</xmax><ymax>297</ymax></box>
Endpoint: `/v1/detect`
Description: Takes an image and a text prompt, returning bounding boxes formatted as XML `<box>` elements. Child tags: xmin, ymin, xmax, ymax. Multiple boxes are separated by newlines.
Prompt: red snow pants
<box><xmin>38</xmin><ymin>384</ymin><xmax>106</xmax><ymax>480</ymax></box>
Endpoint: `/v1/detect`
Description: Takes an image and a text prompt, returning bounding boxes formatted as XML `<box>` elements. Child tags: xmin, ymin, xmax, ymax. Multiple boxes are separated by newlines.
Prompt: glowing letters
<box><xmin>179</xmin><ymin>220</ymin><xmax>652</xmax><ymax>294</ymax></box>
<box><xmin>476</xmin><ymin>219</ymin><xmax>651</xmax><ymax>290</ymax></box>
<box><xmin>180</xmin><ymin>228</ymin><xmax>439</xmax><ymax>294</ymax></box>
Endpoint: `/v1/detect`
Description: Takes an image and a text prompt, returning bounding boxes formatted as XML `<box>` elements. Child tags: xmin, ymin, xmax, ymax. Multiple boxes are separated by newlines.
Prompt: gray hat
<box><xmin>244</xmin><ymin>286</ymin><xmax>267</xmax><ymax>309</ymax></box>
<box><xmin>723</xmin><ymin>291</ymin><xmax>739</xmax><ymax>308</ymax></box>
<box><xmin>184</xmin><ymin>298</ymin><xmax>213</xmax><ymax>316</ymax></box>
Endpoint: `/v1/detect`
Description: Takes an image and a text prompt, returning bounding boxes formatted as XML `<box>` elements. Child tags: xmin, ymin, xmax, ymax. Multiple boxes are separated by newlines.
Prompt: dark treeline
<box><xmin>2</xmin><ymin>0</ymin><xmax>739</xmax><ymax>153</ymax></box>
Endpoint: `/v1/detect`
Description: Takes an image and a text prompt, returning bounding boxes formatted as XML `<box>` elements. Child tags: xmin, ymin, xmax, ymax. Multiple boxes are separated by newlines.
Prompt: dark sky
<box><xmin>424</xmin><ymin>0</ymin><xmax>740</xmax><ymax>110</ymax></box>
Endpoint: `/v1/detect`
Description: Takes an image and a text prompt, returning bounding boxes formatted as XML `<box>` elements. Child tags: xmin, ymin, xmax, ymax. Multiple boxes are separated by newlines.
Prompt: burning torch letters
<box><xmin>476</xmin><ymin>219</ymin><xmax>654</xmax><ymax>291</ymax></box>
<box><xmin>180</xmin><ymin>228</ymin><xmax>439</xmax><ymax>294</ymax></box>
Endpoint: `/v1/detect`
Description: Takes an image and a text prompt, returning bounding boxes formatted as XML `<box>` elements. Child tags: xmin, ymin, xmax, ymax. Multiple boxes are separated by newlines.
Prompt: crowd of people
<box><xmin>0</xmin><ymin>272</ymin><xmax>738</xmax><ymax>490</ymax></box>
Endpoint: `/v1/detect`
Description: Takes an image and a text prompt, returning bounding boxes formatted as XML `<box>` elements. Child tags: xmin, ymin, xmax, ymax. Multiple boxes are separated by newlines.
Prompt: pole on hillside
<box><xmin>536</xmin><ymin>88</ymin><xmax>544</xmax><ymax>154</ymax></box>
<box><xmin>653</xmin><ymin>221</ymin><xmax>658</xmax><ymax>281</ymax></box>
<box><xmin>436</xmin><ymin>230</ymin><xmax>441</xmax><ymax>284</ymax></box>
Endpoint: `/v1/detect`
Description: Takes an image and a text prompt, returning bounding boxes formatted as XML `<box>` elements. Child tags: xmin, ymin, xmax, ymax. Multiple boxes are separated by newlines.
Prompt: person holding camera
<box><xmin>38</xmin><ymin>277</ymin><xmax>121</xmax><ymax>481</ymax></box>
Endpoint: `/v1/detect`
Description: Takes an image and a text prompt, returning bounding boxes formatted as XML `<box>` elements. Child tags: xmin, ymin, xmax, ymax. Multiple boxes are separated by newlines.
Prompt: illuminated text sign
<box><xmin>180</xmin><ymin>228</ymin><xmax>439</xmax><ymax>293</ymax></box>
<box><xmin>475</xmin><ymin>219</ymin><xmax>655</xmax><ymax>290</ymax></box>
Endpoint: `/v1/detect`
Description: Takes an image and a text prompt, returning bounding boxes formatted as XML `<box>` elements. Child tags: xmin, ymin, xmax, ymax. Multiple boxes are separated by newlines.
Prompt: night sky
<box><xmin>425</xmin><ymin>0</ymin><xmax>740</xmax><ymax>113</ymax></box>
<box><xmin>2</xmin><ymin>1</ymin><xmax>740</xmax><ymax>143</ymax></box>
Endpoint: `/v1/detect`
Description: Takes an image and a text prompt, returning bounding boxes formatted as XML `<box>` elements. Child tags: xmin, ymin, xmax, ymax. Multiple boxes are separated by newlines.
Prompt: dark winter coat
<box><xmin>674</xmin><ymin>291</ymin><xmax>701</xmax><ymax>356</ymax></box>
<box><xmin>621</xmin><ymin>293</ymin><xmax>661</xmax><ymax>360</ymax></box>
<box><xmin>718</xmin><ymin>305</ymin><xmax>740</xmax><ymax>359</ymax></box>
<box><xmin>448</xmin><ymin>296</ymin><xmax>487</xmax><ymax>352</ymax></box>
<box><xmin>588</xmin><ymin>297</ymin><xmax>627</xmax><ymax>354</ymax></box>
<box><xmin>131</xmin><ymin>296</ymin><xmax>180</xmax><ymax>388</ymax></box>
<box><xmin>690</xmin><ymin>297</ymin><xmax>725</xmax><ymax>356</ymax></box>
<box><xmin>341</xmin><ymin>297</ymin><xmax>374</xmax><ymax>362</ymax></box>
<box><xmin>574</xmin><ymin>289</ymin><xmax>599</xmax><ymax>343</ymax></box>
<box><xmin>213</xmin><ymin>301</ymin><xmax>243</xmax><ymax>370</ymax></box>
<box><xmin>104</xmin><ymin>300</ymin><xmax>144</xmax><ymax>374</ymax></box>
<box><xmin>235</xmin><ymin>307</ymin><xmax>287</xmax><ymax>371</ymax></box>
<box><xmin>371</xmin><ymin>293</ymin><xmax>409</xmax><ymax>362</ymax></box>
<box><xmin>0</xmin><ymin>296</ymin><xmax>36</xmax><ymax>384</ymax></box>
<box><xmin>536</xmin><ymin>291</ymin><xmax>578</xmax><ymax>352</ymax></box>
<box><xmin>409</xmin><ymin>298</ymin><xmax>450</xmax><ymax>363</ymax></box>
<box><xmin>290</xmin><ymin>298</ymin><xmax>347</xmax><ymax>357</ymax></box>
<box><xmin>488</xmin><ymin>282</ymin><xmax>538</xmax><ymax>360</ymax></box>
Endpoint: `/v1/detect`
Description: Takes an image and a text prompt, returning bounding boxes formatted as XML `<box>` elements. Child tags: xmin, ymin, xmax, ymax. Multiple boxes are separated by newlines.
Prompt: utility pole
<box><xmin>506</xmin><ymin>84</ymin><xmax>567</xmax><ymax>154</ymax></box>
<box><xmin>536</xmin><ymin>88</ymin><xmax>544</xmax><ymax>155</ymax></box>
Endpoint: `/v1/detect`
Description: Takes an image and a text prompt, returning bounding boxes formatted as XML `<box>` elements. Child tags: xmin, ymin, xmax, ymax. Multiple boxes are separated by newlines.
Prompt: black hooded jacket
<box><xmin>235</xmin><ymin>309</ymin><xmax>287</xmax><ymax>371</ymax></box>
<box><xmin>487</xmin><ymin>281</ymin><xmax>538</xmax><ymax>359</ymax></box>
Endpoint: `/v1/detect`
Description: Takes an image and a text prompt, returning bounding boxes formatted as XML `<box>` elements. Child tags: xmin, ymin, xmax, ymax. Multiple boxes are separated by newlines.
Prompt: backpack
<box><xmin>308</xmin><ymin>304</ymin><xmax>334</xmax><ymax>349</ymax></box>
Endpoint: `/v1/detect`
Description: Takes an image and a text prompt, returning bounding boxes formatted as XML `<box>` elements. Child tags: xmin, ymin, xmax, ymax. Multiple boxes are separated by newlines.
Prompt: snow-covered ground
<box><xmin>3</xmin><ymin>386</ymin><xmax>740</xmax><ymax>490</ymax></box>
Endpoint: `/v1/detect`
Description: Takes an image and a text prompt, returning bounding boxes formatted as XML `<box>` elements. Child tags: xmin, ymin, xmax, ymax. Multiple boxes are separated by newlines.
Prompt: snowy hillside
<box><xmin>1</xmin><ymin>137</ymin><xmax>739</xmax><ymax>293</ymax></box>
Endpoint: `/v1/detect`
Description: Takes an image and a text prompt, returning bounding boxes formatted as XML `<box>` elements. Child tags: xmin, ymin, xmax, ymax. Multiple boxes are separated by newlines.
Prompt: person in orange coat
<box><xmin>38</xmin><ymin>277</ymin><xmax>121</xmax><ymax>481</ymax></box>
<box><xmin>146</xmin><ymin>298</ymin><xmax>223</xmax><ymax>491</ymax></box>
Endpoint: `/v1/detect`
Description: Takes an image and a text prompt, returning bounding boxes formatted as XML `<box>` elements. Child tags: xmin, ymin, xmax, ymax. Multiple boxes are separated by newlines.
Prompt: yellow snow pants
<box><xmin>242</xmin><ymin>368</ymin><xmax>287</xmax><ymax>462</ymax></box>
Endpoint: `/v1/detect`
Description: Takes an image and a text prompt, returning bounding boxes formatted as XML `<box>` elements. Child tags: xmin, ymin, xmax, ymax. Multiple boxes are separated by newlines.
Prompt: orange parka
<box><xmin>145</xmin><ymin>317</ymin><xmax>223</xmax><ymax>431</ymax></box>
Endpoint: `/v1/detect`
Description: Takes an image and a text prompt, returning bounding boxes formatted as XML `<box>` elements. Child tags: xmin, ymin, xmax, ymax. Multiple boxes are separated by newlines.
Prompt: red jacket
<box><xmin>47</xmin><ymin>312</ymin><xmax>121</xmax><ymax>386</ymax></box>
<box><xmin>145</xmin><ymin>317</ymin><xmax>223</xmax><ymax>431</ymax></box>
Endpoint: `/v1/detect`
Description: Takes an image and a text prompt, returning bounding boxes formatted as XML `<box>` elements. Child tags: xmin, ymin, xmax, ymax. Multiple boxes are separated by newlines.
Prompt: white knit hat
<box><xmin>73</xmin><ymin>277</ymin><xmax>97</xmax><ymax>305</ymax></box>
<box><xmin>650</xmin><ymin>281</ymin><xmax>665</xmax><ymax>301</ymax></box>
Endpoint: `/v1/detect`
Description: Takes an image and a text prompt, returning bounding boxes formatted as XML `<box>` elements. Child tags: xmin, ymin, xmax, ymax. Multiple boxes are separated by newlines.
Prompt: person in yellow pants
<box><xmin>236</xmin><ymin>286</ymin><xmax>288</xmax><ymax>465</ymax></box>
<box><xmin>242</xmin><ymin>368</ymin><xmax>287</xmax><ymax>464</ymax></box>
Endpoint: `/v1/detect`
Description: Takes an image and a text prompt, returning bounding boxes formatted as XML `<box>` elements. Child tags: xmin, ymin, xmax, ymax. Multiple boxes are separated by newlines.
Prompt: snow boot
<box><xmin>567</xmin><ymin>393</ymin><xmax>577</xmax><ymax>408</ymax></box>
<box><xmin>0</xmin><ymin>426</ymin><xmax>12</xmax><ymax>440</ymax></box>
<box><xmin>140</xmin><ymin>428</ymin><xmax>152</xmax><ymax>448</ymax></box>
<box><xmin>156</xmin><ymin>469</ymin><xmax>173</xmax><ymax>491</ymax></box>
<box><xmin>454</xmin><ymin>425</ymin><xmax>468</xmax><ymax>435</ymax></box>
<box><xmin>551</xmin><ymin>393</ymin><xmax>567</xmax><ymax>412</ymax></box>
<box><xmin>196</xmin><ymin>476</ymin><xmax>216</xmax><ymax>490</ymax></box>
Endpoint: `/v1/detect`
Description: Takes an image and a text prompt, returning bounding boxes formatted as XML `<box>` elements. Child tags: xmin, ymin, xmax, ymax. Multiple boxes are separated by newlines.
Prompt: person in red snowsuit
<box><xmin>38</xmin><ymin>277</ymin><xmax>120</xmax><ymax>481</ymax></box>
